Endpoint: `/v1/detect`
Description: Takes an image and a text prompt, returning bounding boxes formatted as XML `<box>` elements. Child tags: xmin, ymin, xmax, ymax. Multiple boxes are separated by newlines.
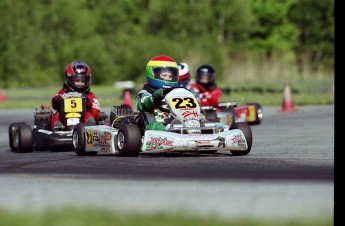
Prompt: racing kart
<box><xmin>201</xmin><ymin>101</ymin><xmax>263</xmax><ymax>126</ymax></box>
<box><xmin>8</xmin><ymin>92</ymin><xmax>108</xmax><ymax>153</ymax></box>
<box><xmin>72</xmin><ymin>88</ymin><xmax>253</xmax><ymax>157</ymax></box>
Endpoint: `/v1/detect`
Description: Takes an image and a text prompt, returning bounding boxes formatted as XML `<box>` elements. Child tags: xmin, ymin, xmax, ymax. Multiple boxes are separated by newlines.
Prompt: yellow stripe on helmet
<box><xmin>147</xmin><ymin>61</ymin><xmax>177</xmax><ymax>68</ymax></box>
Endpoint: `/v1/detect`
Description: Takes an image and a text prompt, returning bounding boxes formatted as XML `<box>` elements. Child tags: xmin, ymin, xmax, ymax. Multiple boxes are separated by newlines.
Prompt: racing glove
<box><xmin>86</xmin><ymin>99</ymin><xmax>92</xmax><ymax>110</ymax></box>
<box><xmin>52</xmin><ymin>95</ymin><xmax>61</xmax><ymax>110</ymax></box>
<box><xmin>152</xmin><ymin>88</ymin><xmax>164</xmax><ymax>105</ymax></box>
<box><xmin>82</xmin><ymin>94</ymin><xmax>92</xmax><ymax>110</ymax></box>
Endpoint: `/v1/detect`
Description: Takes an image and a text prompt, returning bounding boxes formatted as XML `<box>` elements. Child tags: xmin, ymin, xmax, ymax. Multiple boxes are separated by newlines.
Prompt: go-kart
<box><xmin>200</xmin><ymin>101</ymin><xmax>263</xmax><ymax>125</ymax></box>
<box><xmin>72</xmin><ymin>88</ymin><xmax>253</xmax><ymax>157</ymax></box>
<box><xmin>8</xmin><ymin>92</ymin><xmax>108</xmax><ymax>153</ymax></box>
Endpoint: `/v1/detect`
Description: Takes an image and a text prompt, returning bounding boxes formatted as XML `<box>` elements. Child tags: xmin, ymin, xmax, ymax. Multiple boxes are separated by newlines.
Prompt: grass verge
<box><xmin>0</xmin><ymin>81</ymin><xmax>334</xmax><ymax>109</ymax></box>
<box><xmin>0</xmin><ymin>207</ymin><xmax>333</xmax><ymax>226</ymax></box>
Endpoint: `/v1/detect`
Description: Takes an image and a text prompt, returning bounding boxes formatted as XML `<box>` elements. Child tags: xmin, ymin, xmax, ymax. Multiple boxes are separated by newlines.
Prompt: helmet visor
<box><xmin>71</xmin><ymin>75</ymin><xmax>90</xmax><ymax>89</ymax></box>
<box><xmin>153</xmin><ymin>67</ymin><xmax>178</xmax><ymax>82</ymax></box>
<box><xmin>198</xmin><ymin>74</ymin><xmax>210</xmax><ymax>84</ymax></box>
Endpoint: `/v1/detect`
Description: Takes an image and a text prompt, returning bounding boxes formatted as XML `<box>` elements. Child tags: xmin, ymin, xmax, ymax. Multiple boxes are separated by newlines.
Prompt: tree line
<box><xmin>0</xmin><ymin>0</ymin><xmax>334</xmax><ymax>88</ymax></box>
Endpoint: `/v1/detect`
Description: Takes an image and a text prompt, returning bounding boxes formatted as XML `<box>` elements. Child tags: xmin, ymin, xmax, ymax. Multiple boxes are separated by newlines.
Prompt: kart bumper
<box><xmin>32</xmin><ymin>129</ymin><xmax>74</xmax><ymax>151</ymax></box>
<box><xmin>141</xmin><ymin>129</ymin><xmax>249</xmax><ymax>153</ymax></box>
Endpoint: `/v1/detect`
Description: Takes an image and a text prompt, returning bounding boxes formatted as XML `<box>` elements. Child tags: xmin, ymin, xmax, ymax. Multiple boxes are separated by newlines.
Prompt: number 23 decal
<box><xmin>170</xmin><ymin>97</ymin><xmax>198</xmax><ymax>109</ymax></box>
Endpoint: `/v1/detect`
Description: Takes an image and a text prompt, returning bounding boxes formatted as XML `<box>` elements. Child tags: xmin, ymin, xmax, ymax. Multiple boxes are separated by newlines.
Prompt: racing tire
<box><xmin>8</xmin><ymin>122</ymin><xmax>27</xmax><ymax>151</ymax></box>
<box><xmin>73</xmin><ymin>123</ymin><xmax>97</xmax><ymax>156</ymax></box>
<box><xmin>15</xmin><ymin>124</ymin><xmax>33</xmax><ymax>153</ymax></box>
<box><xmin>229</xmin><ymin>122</ymin><xmax>252</xmax><ymax>156</ymax></box>
<box><xmin>246</xmin><ymin>102</ymin><xmax>263</xmax><ymax>125</ymax></box>
<box><xmin>116</xmin><ymin>123</ymin><xmax>141</xmax><ymax>157</ymax></box>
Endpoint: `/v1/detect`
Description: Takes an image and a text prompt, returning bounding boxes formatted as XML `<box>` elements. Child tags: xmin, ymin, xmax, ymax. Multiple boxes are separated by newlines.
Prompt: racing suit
<box><xmin>136</xmin><ymin>84</ymin><xmax>171</xmax><ymax>131</ymax></box>
<box><xmin>50</xmin><ymin>85</ymin><xmax>101</xmax><ymax>130</ymax></box>
<box><xmin>190</xmin><ymin>83</ymin><xmax>222</xmax><ymax>107</ymax></box>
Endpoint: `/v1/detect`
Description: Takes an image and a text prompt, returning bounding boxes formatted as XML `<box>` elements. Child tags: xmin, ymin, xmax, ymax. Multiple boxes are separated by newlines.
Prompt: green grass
<box><xmin>0</xmin><ymin>208</ymin><xmax>333</xmax><ymax>226</ymax></box>
<box><xmin>0</xmin><ymin>80</ymin><xmax>334</xmax><ymax>109</ymax></box>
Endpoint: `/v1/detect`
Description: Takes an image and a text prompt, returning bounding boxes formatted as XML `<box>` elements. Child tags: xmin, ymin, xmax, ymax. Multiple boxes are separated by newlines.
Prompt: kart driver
<box><xmin>136</xmin><ymin>55</ymin><xmax>179</xmax><ymax>131</ymax></box>
<box><xmin>177</xmin><ymin>62</ymin><xmax>191</xmax><ymax>88</ymax></box>
<box><xmin>50</xmin><ymin>61</ymin><xmax>101</xmax><ymax>130</ymax></box>
<box><xmin>190</xmin><ymin>64</ymin><xmax>222</xmax><ymax>107</ymax></box>
<box><xmin>177</xmin><ymin>62</ymin><xmax>200</xmax><ymax>97</ymax></box>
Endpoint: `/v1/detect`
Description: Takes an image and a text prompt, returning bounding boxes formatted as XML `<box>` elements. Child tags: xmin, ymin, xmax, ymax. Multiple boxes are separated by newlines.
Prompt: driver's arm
<box><xmin>137</xmin><ymin>92</ymin><xmax>155</xmax><ymax>112</ymax></box>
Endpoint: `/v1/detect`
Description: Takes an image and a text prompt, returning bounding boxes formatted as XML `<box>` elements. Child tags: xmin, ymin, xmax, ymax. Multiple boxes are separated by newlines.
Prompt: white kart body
<box><xmin>141</xmin><ymin>128</ymin><xmax>248</xmax><ymax>153</ymax></box>
<box><xmin>84</xmin><ymin>125</ymin><xmax>119</xmax><ymax>154</ymax></box>
<box><xmin>81</xmin><ymin>88</ymin><xmax>250</xmax><ymax>155</ymax></box>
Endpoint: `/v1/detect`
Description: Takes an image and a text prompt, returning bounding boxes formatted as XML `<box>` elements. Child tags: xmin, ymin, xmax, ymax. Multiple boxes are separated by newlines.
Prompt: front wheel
<box><xmin>116</xmin><ymin>123</ymin><xmax>141</xmax><ymax>157</ymax></box>
<box><xmin>229</xmin><ymin>122</ymin><xmax>252</xmax><ymax>156</ymax></box>
<box><xmin>73</xmin><ymin>123</ymin><xmax>97</xmax><ymax>156</ymax></box>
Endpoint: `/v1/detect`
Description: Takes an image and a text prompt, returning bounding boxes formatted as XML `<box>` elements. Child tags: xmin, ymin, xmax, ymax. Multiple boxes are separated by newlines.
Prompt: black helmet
<box><xmin>196</xmin><ymin>64</ymin><xmax>216</xmax><ymax>90</ymax></box>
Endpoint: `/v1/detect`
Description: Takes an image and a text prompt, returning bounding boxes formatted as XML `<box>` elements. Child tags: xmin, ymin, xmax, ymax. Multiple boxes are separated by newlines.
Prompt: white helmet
<box><xmin>177</xmin><ymin>63</ymin><xmax>191</xmax><ymax>87</ymax></box>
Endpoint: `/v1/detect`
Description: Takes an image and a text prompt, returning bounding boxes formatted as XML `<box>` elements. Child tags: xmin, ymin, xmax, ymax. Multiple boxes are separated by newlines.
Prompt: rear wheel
<box><xmin>8</xmin><ymin>122</ymin><xmax>27</xmax><ymax>151</ymax></box>
<box><xmin>15</xmin><ymin>125</ymin><xmax>33</xmax><ymax>153</ymax></box>
<box><xmin>116</xmin><ymin>123</ymin><xmax>141</xmax><ymax>157</ymax></box>
<box><xmin>229</xmin><ymin>122</ymin><xmax>252</xmax><ymax>156</ymax></box>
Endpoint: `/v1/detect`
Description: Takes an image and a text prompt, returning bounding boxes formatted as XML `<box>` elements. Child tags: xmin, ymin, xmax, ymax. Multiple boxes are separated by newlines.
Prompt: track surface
<box><xmin>0</xmin><ymin>106</ymin><xmax>334</xmax><ymax>220</ymax></box>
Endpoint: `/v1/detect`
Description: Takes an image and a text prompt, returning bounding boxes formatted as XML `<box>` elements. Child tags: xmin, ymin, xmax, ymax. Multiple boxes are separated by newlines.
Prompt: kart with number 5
<box><xmin>8</xmin><ymin>92</ymin><xmax>107</xmax><ymax>153</ymax></box>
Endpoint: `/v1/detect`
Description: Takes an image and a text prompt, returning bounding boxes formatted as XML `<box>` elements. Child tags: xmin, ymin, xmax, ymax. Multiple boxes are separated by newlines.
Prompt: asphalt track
<box><xmin>0</xmin><ymin>106</ymin><xmax>334</xmax><ymax>220</ymax></box>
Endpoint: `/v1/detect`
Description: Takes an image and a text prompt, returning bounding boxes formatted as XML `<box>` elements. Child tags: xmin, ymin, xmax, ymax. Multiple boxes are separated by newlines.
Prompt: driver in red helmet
<box><xmin>190</xmin><ymin>64</ymin><xmax>222</xmax><ymax>107</ymax></box>
<box><xmin>50</xmin><ymin>61</ymin><xmax>101</xmax><ymax>130</ymax></box>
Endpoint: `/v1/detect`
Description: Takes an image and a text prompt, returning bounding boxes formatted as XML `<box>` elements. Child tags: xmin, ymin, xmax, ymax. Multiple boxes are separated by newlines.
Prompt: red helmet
<box><xmin>64</xmin><ymin>61</ymin><xmax>92</xmax><ymax>92</ymax></box>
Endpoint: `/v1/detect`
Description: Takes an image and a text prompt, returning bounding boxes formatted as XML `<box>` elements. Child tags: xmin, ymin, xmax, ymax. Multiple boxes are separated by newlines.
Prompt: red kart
<box><xmin>200</xmin><ymin>101</ymin><xmax>263</xmax><ymax>126</ymax></box>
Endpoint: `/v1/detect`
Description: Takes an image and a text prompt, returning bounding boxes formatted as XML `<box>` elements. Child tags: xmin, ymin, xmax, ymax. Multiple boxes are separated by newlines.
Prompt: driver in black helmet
<box><xmin>190</xmin><ymin>64</ymin><xmax>222</xmax><ymax>107</ymax></box>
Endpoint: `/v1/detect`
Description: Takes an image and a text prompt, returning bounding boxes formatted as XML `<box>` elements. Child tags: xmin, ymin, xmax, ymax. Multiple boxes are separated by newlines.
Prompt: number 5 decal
<box><xmin>64</xmin><ymin>98</ymin><xmax>83</xmax><ymax>112</ymax></box>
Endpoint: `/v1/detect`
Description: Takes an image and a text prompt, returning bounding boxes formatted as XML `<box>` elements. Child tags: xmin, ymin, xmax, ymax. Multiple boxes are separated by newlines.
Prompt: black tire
<box><xmin>73</xmin><ymin>123</ymin><xmax>98</xmax><ymax>156</ymax></box>
<box><xmin>73</xmin><ymin>123</ymin><xmax>85</xmax><ymax>156</ymax></box>
<box><xmin>116</xmin><ymin>123</ymin><xmax>141</xmax><ymax>157</ymax></box>
<box><xmin>73</xmin><ymin>123</ymin><xmax>86</xmax><ymax>156</ymax></box>
<box><xmin>229</xmin><ymin>122</ymin><xmax>252</xmax><ymax>156</ymax></box>
<box><xmin>16</xmin><ymin>125</ymin><xmax>33</xmax><ymax>153</ymax></box>
<box><xmin>246</xmin><ymin>102</ymin><xmax>263</xmax><ymax>125</ymax></box>
<box><xmin>8</xmin><ymin>122</ymin><xmax>27</xmax><ymax>151</ymax></box>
